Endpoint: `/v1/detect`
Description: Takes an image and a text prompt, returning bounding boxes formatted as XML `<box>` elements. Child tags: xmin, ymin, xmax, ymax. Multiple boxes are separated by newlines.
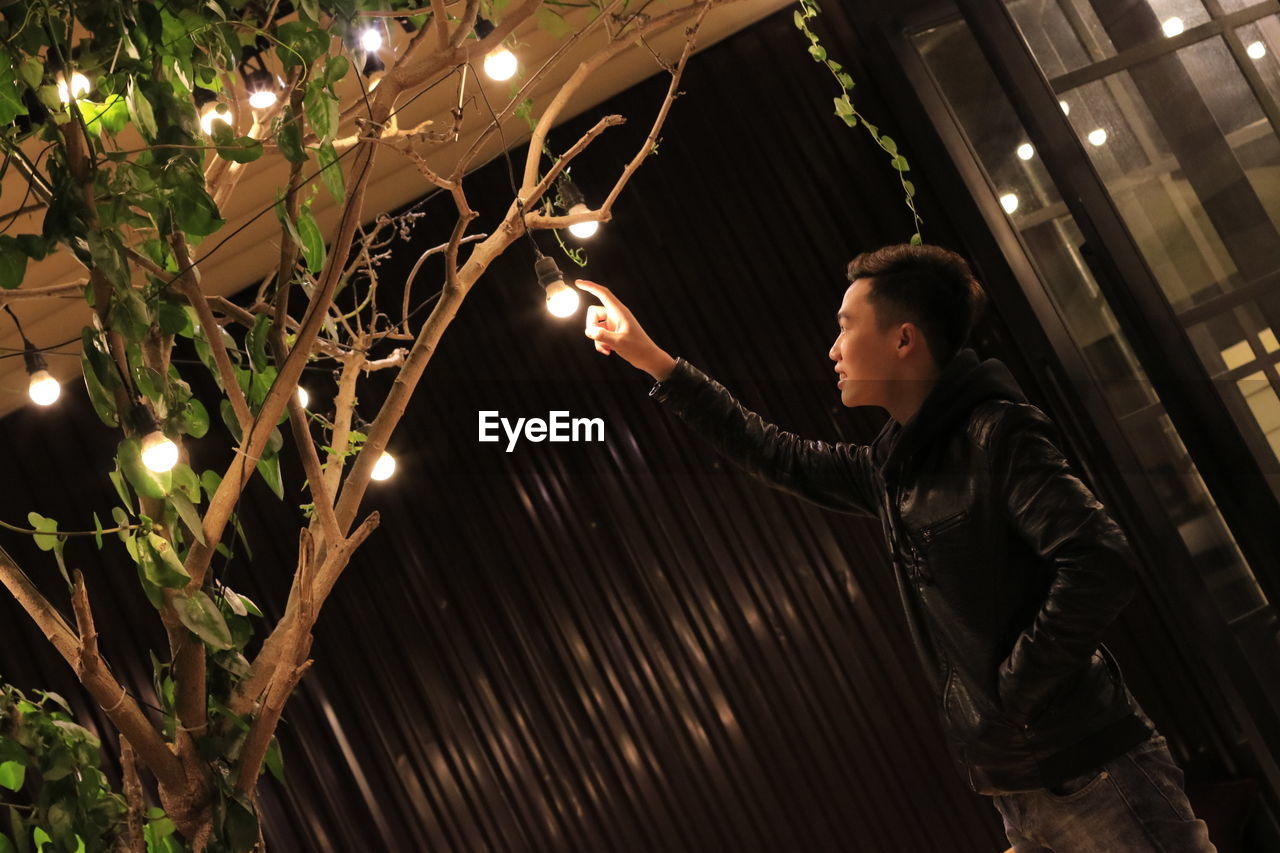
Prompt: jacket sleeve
<box><xmin>991</xmin><ymin>403</ymin><xmax>1140</xmax><ymax>724</ymax></box>
<box><xmin>648</xmin><ymin>357</ymin><xmax>879</xmax><ymax>518</ymax></box>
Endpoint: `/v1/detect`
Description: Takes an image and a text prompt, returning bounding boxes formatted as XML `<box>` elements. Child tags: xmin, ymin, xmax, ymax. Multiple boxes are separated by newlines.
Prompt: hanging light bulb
<box><xmin>241</xmin><ymin>59</ymin><xmax>278</xmax><ymax>109</ymax></box>
<box><xmin>371</xmin><ymin>451</ymin><xmax>396</xmax><ymax>481</ymax></box>
<box><xmin>536</xmin><ymin>255</ymin><xmax>580</xmax><ymax>317</ymax></box>
<box><xmin>1059</xmin><ymin>100</ymin><xmax>1070</xmax><ymax>116</ymax></box>
<box><xmin>56</xmin><ymin>71</ymin><xmax>91</xmax><ymax>104</ymax></box>
<box><xmin>296</xmin><ymin>386</ymin><xmax>310</xmax><ymax>408</ymax></box>
<box><xmin>999</xmin><ymin>193</ymin><xmax>1019</xmax><ymax>214</ymax></box>
<box><xmin>1161</xmin><ymin>17</ymin><xmax>1184</xmax><ymax>38</ymax></box>
<box><xmin>359</xmin><ymin>27</ymin><xmax>384</xmax><ymax>52</ymax></box>
<box><xmin>1087</xmin><ymin>128</ymin><xmax>1108</xmax><ymax>146</ymax></box>
<box><xmin>131</xmin><ymin>405</ymin><xmax>179</xmax><ymax>473</ymax></box>
<box><xmin>23</xmin><ymin>347</ymin><xmax>60</xmax><ymax>406</ymax></box>
<box><xmin>557</xmin><ymin>176</ymin><xmax>599</xmax><ymax>239</ymax></box>
<box><xmin>474</xmin><ymin>18</ymin><xmax>518</xmax><ymax>81</ymax></box>
<box><xmin>1247</xmin><ymin>41</ymin><xmax>1266</xmax><ymax>60</ymax></box>
<box><xmin>1016</xmin><ymin>142</ymin><xmax>1035</xmax><ymax>161</ymax></box>
<box><xmin>194</xmin><ymin>87</ymin><xmax>231</xmax><ymax>136</ymax></box>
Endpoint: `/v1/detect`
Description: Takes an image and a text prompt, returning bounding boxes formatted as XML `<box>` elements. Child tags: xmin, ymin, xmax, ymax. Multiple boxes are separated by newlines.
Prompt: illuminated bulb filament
<box><xmin>567</xmin><ymin>203</ymin><xmax>599</xmax><ymax>239</ymax></box>
<box><xmin>200</xmin><ymin>106</ymin><xmax>231</xmax><ymax>136</ymax></box>
<box><xmin>371</xmin><ymin>451</ymin><xmax>397</xmax><ymax>481</ymax></box>
<box><xmin>56</xmin><ymin>72</ymin><xmax>91</xmax><ymax>104</ymax></box>
<box><xmin>28</xmin><ymin>370</ymin><xmax>60</xmax><ymax>406</ymax></box>
<box><xmin>249</xmin><ymin>89</ymin><xmax>277</xmax><ymax>110</ymax></box>
<box><xmin>545</xmin><ymin>280</ymin><xmax>580</xmax><ymax>318</ymax></box>
<box><xmin>484</xmin><ymin>48</ymin><xmax>518</xmax><ymax>81</ymax></box>
<box><xmin>141</xmin><ymin>431</ymin><xmax>179</xmax><ymax>473</ymax></box>
<box><xmin>360</xmin><ymin>28</ymin><xmax>384</xmax><ymax>52</ymax></box>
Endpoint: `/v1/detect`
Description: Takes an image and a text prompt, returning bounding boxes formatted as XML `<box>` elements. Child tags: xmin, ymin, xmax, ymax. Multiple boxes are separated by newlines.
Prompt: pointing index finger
<box><xmin>576</xmin><ymin>279</ymin><xmax>620</xmax><ymax>312</ymax></box>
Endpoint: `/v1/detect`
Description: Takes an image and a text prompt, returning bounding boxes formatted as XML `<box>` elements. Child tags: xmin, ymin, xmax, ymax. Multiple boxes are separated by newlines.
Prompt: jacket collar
<box><xmin>872</xmin><ymin>347</ymin><xmax>1027</xmax><ymax>477</ymax></box>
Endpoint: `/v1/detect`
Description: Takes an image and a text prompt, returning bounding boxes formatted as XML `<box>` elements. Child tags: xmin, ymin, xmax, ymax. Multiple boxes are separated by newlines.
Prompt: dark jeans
<box><xmin>992</xmin><ymin>730</ymin><xmax>1217</xmax><ymax>852</ymax></box>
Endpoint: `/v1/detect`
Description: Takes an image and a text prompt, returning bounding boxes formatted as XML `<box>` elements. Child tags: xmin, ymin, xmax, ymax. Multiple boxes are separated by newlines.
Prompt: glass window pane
<box><xmin>1060</xmin><ymin>38</ymin><xmax>1280</xmax><ymax>310</ymax></box>
<box><xmin>911</xmin><ymin>17</ymin><xmax>1267</xmax><ymax>620</ymax></box>
<box><xmin>1236</xmin><ymin>16</ymin><xmax>1280</xmax><ymax>108</ymax></box>
<box><xmin>1005</xmin><ymin>0</ymin><xmax>1213</xmax><ymax>77</ymax></box>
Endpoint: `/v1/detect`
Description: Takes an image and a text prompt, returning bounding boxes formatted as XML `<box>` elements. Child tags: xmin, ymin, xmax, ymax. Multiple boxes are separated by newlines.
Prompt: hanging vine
<box><xmin>792</xmin><ymin>0</ymin><xmax>923</xmax><ymax>245</ymax></box>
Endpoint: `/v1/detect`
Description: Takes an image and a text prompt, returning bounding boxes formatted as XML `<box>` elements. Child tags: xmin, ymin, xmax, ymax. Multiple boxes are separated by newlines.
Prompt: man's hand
<box><xmin>578</xmin><ymin>280</ymin><xmax>677</xmax><ymax>381</ymax></box>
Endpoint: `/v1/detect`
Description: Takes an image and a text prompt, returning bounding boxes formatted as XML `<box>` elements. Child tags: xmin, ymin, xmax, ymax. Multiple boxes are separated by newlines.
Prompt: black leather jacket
<box><xmin>648</xmin><ymin>348</ymin><xmax>1152</xmax><ymax>794</ymax></box>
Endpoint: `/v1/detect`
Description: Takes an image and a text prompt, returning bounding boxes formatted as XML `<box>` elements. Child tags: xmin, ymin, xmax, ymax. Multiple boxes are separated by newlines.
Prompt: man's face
<box><xmin>829</xmin><ymin>278</ymin><xmax>902</xmax><ymax>409</ymax></box>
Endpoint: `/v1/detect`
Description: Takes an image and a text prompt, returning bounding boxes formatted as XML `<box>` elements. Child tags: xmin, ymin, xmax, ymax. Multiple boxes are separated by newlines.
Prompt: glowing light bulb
<box><xmin>567</xmin><ymin>203</ymin><xmax>599</xmax><ymax>239</ymax></box>
<box><xmin>1059</xmin><ymin>100</ymin><xmax>1070</xmax><ymax>116</ymax></box>
<box><xmin>360</xmin><ymin>28</ymin><xmax>384</xmax><ymax>52</ymax></box>
<box><xmin>1162</xmin><ymin>17</ymin><xmax>1184</xmax><ymax>38</ymax></box>
<box><xmin>296</xmin><ymin>386</ymin><xmax>310</xmax><ymax>408</ymax></box>
<box><xmin>200</xmin><ymin>105</ymin><xmax>231</xmax><ymax>136</ymax></box>
<box><xmin>56</xmin><ymin>72</ymin><xmax>91</xmax><ymax>104</ymax></box>
<box><xmin>141</xmin><ymin>431</ymin><xmax>179</xmax><ymax>473</ymax></box>
<box><xmin>1016</xmin><ymin>143</ymin><xmax>1035</xmax><ymax>161</ymax></box>
<box><xmin>545</xmin><ymin>280</ymin><xmax>579</xmax><ymax>317</ymax></box>
<box><xmin>248</xmin><ymin>89</ymin><xmax>277</xmax><ymax>109</ymax></box>
<box><xmin>28</xmin><ymin>370</ymin><xmax>60</xmax><ymax>406</ymax></box>
<box><xmin>1087</xmin><ymin>128</ymin><xmax>1108</xmax><ymax>146</ymax></box>
<box><xmin>371</xmin><ymin>451</ymin><xmax>396</xmax><ymax>481</ymax></box>
<box><xmin>999</xmin><ymin>193</ymin><xmax>1019</xmax><ymax>214</ymax></box>
<box><xmin>1247</xmin><ymin>41</ymin><xmax>1266</xmax><ymax>60</ymax></box>
<box><xmin>484</xmin><ymin>48</ymin><xmax>518</xmax><ymax>81</ymax></box>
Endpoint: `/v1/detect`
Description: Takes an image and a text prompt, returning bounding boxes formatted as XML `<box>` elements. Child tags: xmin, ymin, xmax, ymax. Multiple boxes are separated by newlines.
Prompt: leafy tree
<box><xmin>0</xmin><ymin>0</ymin><xmax>726</xmax><ymax>847</ymax></box>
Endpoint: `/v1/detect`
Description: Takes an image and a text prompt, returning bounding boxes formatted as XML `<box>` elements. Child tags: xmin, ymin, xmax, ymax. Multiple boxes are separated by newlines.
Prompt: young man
<box><xmin>577</xmin><ymin>244</ymin><xmax>1216</xmax><ymax>852</ymax></box>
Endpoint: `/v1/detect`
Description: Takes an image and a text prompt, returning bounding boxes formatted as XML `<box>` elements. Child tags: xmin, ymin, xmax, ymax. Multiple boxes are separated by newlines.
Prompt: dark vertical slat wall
<box><xmin>4</xmin><ymin>8</ymin><xmax>1202</xmax><ymax>850</ymax></box>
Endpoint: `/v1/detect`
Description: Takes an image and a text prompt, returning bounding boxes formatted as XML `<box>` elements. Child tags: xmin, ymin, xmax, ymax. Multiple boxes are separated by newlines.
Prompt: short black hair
<box><xmin>846</xmin><ymin>243</ymin><xmax>987</xmax><ymax>367</ymax></box>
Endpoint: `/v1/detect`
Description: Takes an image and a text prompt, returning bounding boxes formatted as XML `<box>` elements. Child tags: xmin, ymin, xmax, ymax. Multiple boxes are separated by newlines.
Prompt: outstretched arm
<box><xmin>578</xmin><ymin>281</ymin><xmax>879</xmax><ymax>518</ymax></box>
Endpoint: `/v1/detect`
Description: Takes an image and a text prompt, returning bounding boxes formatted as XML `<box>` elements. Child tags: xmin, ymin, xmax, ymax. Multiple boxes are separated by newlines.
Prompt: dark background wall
<box><xmin>0</xmin><ymin>7</ymin><xmax>1214</xmax><ymax>851</ymax></box>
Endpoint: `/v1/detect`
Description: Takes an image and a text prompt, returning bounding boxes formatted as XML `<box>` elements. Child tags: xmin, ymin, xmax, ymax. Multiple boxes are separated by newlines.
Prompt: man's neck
<box><xmin>887</xmin><ymin>372</ymin><xmax>940</xmax><ymax>426</ymax></box>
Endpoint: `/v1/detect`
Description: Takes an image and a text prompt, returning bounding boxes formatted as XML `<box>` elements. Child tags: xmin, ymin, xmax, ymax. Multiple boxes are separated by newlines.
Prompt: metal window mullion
<box><xmin>1046</xmin><ymin>1</ymin><xmax>1280</xmax><ymax>93</ymax></box>
<box><xmin>1203</xmin><ymin>0</ymin><xmax>1280</xmax><ymax>139</ymax></box>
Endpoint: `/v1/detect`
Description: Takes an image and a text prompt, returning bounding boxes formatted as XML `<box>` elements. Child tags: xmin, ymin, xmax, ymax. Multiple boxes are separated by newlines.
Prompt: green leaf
<box><xmin>17</xmin><ymin>57</ymin><xmax>43</xmax><ymax>90</ymax></box>
<box><xmin>25</xmin><ymin>513</ymin><xmax>58</xmax><ymax>551</ymax></box>
<box><xmin>180</xmin><ymin>398</ymin><xmax>209</xmax><ymax>439</ymax></box>
<box><xmin>171</xmin><ymin>182</ymin><xmax>223</xmax><ymax>237</ymax></box>
<box><xmin>0</xmin><ymin>236</ymin><xmax>30</xmax><ymax>290</ymax></box>
<box><xmin>170</xmin><ymin>463</ymin><xmax>201</xmax><ymax>503</ymax></box>
<box><xmin>30</xmin><ymin>828</ymin><xmax>49</xmax><ymax>852</ymax></box>
<box><xmin>140</xmin><ymin>532</ymin><xmax>190</xmax><ymax>589</ymax></box>
<box><xmin>793</xmin><ymin>10</ymin><xmax>805</xmax><ymax>28</ymax></box>
<box><xmin>277</xmin><ymin>109</ymin><xmax>306</xmax><ymax>165</ymax></box>
<box><xmin>316</xmin><ymin>141</ymin><xmax>345</xmax><ymax>204</ymax></box>
<box><xmin>210</xmin><ymin>121</ymin><xmax>264</xmax><ymax>163</ymax></box>
<box><xmin>245</xmin><ymin>314</ymin><xmax>273</xmax><ymax>373</ymax></box>
<box><xmin>126</xmin><ymin>79</ymin><xmax>157</xmax><ymax>140</ymax></box>
<box><xmin>535</xmin><ymin>5</ymin><xmax>573</xmax><ymax>37</ymax></box>
<box><xmin>0</xmin><ymin>762</ymin><xmax>23</xmax><ymax>792</ymax></box>
<box><xmin>92</xmin><ymin>512</ymin><xmax>104</xmax><ymax>550</ymax></box>
<box><xmin>904</xmin><ymin>179</ymin><xmax>916</xmax><ymax>199</ymax></box>
<box><xmin>808</xmin><ymin>44</ymin><xmax>826</xmax><ymax>61</ymax></box>
<box><xmin>0</xmin><ymin>831</ymin><xmax>14</xmax><ymax>853</ymax></box>
<box><xmin>0</xmin><ymin>62</ymin><xmax>27</xmax><ymax>126</ymax></box>
<box><xmin>169</xmin><ymin>491</ymin><xmax>205</xmax><ymax>545</ymax></box>
<box><xmin>836</xmin><ymin>72</ymin><xmax>854</xmax><ymax>89</ymax></box>
<box><xmin>173</xmin><ymin>590</ymin><xmax>233</xmax><ymax>650</ymax></box>
<box><xmin>324</xmin><ymin>55</ymin><xmax>349</xmax><ymax>87</ymax></box>
<box><xmin>296</xmin><ymin>207</ymin><xmax>325</xmax><ymax>274</ymax></box>
<box><xmin>833</xmin><ymin>95</ymin><xmax>853</xmax><ymax>118</ymax></box>
<box><xmin>257</xmin><ymin>451</ymin><xmax>284</xmax><ymax>500</ymax></box>
<box><xmin>303</xmin><ymin>82</ymin><xmax>338</xmax><ymax>144</ymax></box>
<box><xmin>910</xmin><ymin>231</ymin><xmax>923</xmax><ymax>246</ymax></box>
<box><xmin>881</xmin><ymin>135</ymin><xmax>898</xmax><ymax>155</ymax></box>
<box><xmin>891</xmin><ymin>154</ymin><xmax>910</xmax><ymax>171</ymax></box>
<box><xmin>158</xmin><ymin>301</ymin><xmax>192</xmax><ymax>336</ymax></box>
<box><xmin>265</xmin><ymin>737</ymin><xmax>284</xmax><ymax>782</ymax></box>
<box><xmin>118</xmin><ymin>437</ymin><xmax>171</xmax><ymax>500</ymax></box>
